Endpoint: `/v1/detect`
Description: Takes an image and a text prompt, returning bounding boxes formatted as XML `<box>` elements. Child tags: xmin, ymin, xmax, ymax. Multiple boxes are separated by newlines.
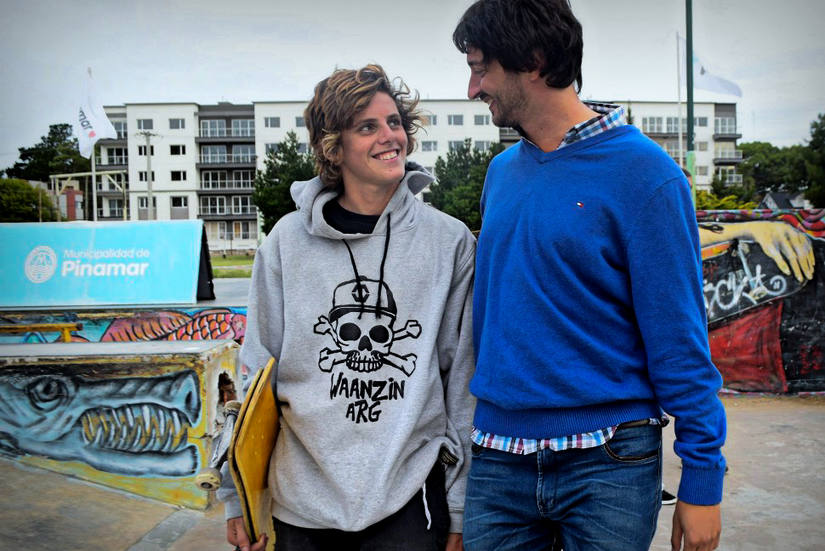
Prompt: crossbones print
<box><xmin>313</xmin><ymin>277</ymin><xmax>421</xmax><ymax>376</ymax></box>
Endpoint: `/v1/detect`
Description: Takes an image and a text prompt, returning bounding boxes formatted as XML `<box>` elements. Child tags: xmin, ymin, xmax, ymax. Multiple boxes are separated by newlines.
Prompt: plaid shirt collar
<box><xmin>557</xmin><ymin>101</ymin><xmax>626</xmax><ymax>150</ymax></box>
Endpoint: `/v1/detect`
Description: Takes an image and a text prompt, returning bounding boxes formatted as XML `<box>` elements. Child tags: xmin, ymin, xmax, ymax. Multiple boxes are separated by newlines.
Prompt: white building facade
<box><xmin>95</xmin><ymin>98</ymin><xmax>739</xmax><ymax>252</ymax></box>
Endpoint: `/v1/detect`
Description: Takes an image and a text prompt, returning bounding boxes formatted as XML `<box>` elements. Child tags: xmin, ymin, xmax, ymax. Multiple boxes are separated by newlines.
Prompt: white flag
<box><xmin>678</xmin><ymin>36</ymin><xmax>742</xmax><ymax>97</ymax></box>
<box><xmin>77</xmin><ymin>69</ymin><xmax>117</xmax><ymax>158</ymax></box>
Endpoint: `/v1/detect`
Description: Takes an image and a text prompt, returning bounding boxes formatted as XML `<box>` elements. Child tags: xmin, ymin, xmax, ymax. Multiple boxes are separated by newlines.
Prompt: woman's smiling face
<box><xmin>338</xmin><ymin>91</ymin><xmax>408</xmax><ymax>191</ymax></box>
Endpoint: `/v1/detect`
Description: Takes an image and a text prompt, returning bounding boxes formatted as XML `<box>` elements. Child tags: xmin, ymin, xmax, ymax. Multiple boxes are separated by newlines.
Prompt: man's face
<box><xmin>466</xmin><ymin>47</ymin><xmax>528</xmax><ymax>128</ymax></box>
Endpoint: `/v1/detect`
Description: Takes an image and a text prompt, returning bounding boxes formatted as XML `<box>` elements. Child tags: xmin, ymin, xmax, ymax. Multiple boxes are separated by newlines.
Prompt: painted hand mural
<box><xmin>698</xmin><ymin>209</ymin><xmax>824</xmax><ymax>392</ymax></box>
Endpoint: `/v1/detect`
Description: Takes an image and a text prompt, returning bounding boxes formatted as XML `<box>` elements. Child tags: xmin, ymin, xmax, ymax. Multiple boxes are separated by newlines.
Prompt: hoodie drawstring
<box><xmin>421</xmin><ymin>481</ymin><xmax>432</xmax><ymax>530</ymax></box>
<box><xmin>341</xmin><ymin>212</ymin><xmax>392</xmax><ymax>319</ymax></box>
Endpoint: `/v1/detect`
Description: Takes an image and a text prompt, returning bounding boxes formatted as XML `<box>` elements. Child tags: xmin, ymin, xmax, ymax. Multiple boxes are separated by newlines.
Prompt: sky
<box><xmin>2</xmin><ymin>0</ymin><xmax>824</xmax><ymax>171</ymax></box>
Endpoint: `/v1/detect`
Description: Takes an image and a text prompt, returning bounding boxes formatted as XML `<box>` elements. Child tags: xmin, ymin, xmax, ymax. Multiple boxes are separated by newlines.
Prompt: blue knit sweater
<box><xmin>472</xmin><ymin>125</ymin><xmax>727</xmax><ymax>505</ymax></box>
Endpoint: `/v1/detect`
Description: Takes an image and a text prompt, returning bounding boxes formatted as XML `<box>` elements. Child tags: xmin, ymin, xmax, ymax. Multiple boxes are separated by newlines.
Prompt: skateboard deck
<box><xmin>229</xmin><ymin>357</ymin><xmax>279</xmax><ymax>550</ymax></box>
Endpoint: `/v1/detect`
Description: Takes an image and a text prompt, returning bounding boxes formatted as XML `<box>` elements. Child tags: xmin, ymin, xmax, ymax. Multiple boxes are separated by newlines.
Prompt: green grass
<box><xmin>210</xmin><ymin>254</ymin><xmax>255</xmax><ymax>267</ymax></box>
<box><xmin>213</xmin><ymin>268</ymin><xmax>252</xmax><ymax>278</ymax></box>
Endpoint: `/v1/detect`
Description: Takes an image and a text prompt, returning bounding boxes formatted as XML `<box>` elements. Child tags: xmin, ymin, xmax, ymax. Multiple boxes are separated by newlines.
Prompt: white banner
<box><xmin>77</xmin><ymin>69</ymin><xmax>117</xmax><ymax>158</ymax></box>
<box><xmin>678</xmin><ymin>36</ymin><xmax>743</xmax><ymax>97</ymax></box>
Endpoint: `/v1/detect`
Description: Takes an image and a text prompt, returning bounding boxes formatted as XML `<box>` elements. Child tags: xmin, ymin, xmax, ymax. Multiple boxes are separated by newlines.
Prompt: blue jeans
<box><xmin>464</xmin><ymin>423</ymin><xmax>662</xmax><ymax>551</ymax></box>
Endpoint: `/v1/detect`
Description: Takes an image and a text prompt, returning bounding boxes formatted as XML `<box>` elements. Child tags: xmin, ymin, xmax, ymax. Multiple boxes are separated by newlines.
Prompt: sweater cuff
<box><xmin>223</xmin><ymin>497</ymin><xmax>243</xmax><ymax>521</ymax></box>
<box><xmin>449</xmin><ymin>510</ymin><xmax>463</xmax><ymax>534</ymax></box>
<box><xmin>678</xmin><ymin>462</ymin><xmax>726</xmax><ymax>506</ymax></box>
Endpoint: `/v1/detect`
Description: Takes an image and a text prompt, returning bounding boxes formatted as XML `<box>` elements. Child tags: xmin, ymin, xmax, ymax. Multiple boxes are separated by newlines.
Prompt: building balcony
<box><xmin>196</xmin><ymin>154</ymin><xmax>257</xmax><ymax>168</ymax></box>
<box><xmin>198</xmin><ymin>208</ymin><xmax>257</xmax><ymax>221</ymax></box>
<box><xmin>196</xmin><ymin>129</ymin><xmax>255</xmax><ymax>144</ymax></box>
<box><xmin>198</xmin><ymin>180</ymin><xmax>254</xmax><ymax>193</ymax></box>
<box><xmin>96</xmin><ymin>156</ymin><xmax>128</xmax><ymax>167</ymax></box>
<box><xmin>714</xmin><ymin>150</ymin><xmax>743</xmax><ymax>164</ymax></box>
<box><xmin>717</xmin><ymin>173</ymin><xmax>743</xmax><ymax>185</ymax></box>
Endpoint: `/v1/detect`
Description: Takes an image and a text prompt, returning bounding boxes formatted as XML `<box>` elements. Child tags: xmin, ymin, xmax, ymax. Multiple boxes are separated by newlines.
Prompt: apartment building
<box><xmin>95</xmin><ymin>98</ymin><xmax>740</xmax><ymax>251</ymax></box>
<box><xmin>615</xmin><ymin>100</ymin><xmax>742</xmax><ymax>190</ymax></box>
<box><xmin>96</xmin><ymin>99</ymin><xmax>500</xmax><ymax>252</ymax></box>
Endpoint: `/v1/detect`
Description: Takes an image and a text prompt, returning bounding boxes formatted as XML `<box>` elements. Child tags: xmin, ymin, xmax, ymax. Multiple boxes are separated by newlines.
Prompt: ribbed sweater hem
<box><xmin>472</xmin><ymin>399</ymin><xmax>662</xmax><ymax>440</ymax></box>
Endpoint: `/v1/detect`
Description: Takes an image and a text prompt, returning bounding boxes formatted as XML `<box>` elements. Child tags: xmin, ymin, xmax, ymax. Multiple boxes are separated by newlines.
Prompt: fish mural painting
<box><xmin>0</xmin><ymin>307</ymin><xmax>247</xmax><ymax>345</ymax></box>
<box><xmin>0</xmin><ymin>340</ymin><xmax>239</xmax><ymax>509</ymax></box>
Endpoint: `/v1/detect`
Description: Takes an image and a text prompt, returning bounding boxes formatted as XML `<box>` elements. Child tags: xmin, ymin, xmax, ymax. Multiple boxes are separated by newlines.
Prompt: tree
<box><xmin>694</xmin><ymin>189</ymin><xmax>756</xmax><ymax>210</ymax></box>
<box><xmin>0</xmin><ymin>178</ymin><xmax>60</xmax><ymax>222</ymax></box>
<box><xmin>428</xmin><ymin>139</ymin><xmax>504</xmax><ymax>231</ymax></box>
<box><xmin>252</xmin><ymin>131</ymin><xmax>316</xmax><ymax>234</ymax></box>
<box><xmin>3</xmin><ymin>124</ymin><xmax>90</xmax><ymax>182</ymax></box>
<box><xmin>804</xmin><ymin>113</ymin><xmax>825</xmax><ymax>207</ymax></box>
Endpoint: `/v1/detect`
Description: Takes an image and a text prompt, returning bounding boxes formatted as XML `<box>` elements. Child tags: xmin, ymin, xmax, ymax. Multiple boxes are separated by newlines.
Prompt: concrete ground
<box><xmin>1</xmin><ymin>393</ymin><xmax>823</xmax><ymax>551</ymax></box>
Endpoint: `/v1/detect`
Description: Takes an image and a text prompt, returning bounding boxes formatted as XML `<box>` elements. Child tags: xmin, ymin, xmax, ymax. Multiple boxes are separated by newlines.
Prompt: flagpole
<box><xmin>91</xmin><ymin>147</ymin><xmax>98</xmax><ymax>221</ymax></box>
<box><xmin>686</xmin><ymin>0</ymin><xmax>696</xmax><ymax>206</ymax></box>
<box><xmin>677</xmin><ymin>33</ymin><xmax>684</xmax><ymax>168</ymax></box>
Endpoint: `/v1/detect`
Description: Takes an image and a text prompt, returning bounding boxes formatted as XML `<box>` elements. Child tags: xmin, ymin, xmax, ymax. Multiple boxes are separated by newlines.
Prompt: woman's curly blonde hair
<box><xmin>304</xmin><ymin>64</ymin><xmax>422</xmax><ymax>191</ymax></box>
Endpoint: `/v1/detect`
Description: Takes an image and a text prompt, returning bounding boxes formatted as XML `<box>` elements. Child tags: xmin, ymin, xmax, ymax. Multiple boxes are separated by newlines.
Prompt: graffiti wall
<box><xmin>0</xmin><ymin>307</ymin><xmax>246</xmax><ymax>345</ymax></box>
<box><xmin>698</xmin><ymin>209</ymin><xmax>825</xmax><ymax>392</ymax></box>
<box><xmin>0</xmin><ymin>340</ymin><xmax>239</xmax><ymax>509</ymax></box>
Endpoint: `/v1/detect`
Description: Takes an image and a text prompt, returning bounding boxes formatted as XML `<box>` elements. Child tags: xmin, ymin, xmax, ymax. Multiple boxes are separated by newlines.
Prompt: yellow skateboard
<box><xmin>229</xmin><ymin>357</ymin><xmax>279</xmax><ymax>550</ymax></box>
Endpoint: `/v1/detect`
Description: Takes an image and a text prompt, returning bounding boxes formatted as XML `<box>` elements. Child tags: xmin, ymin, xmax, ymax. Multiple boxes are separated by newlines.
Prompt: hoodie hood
<box><xmin>289</xmin><ymin>162</ymin><xmax>434</xmax><ymax>239</ymax></box>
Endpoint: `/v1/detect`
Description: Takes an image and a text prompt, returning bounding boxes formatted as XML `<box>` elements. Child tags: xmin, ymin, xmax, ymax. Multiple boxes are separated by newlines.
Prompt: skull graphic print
<box><xmin>314</xmin><ymin>277</ymin><xmax>421</xmax><ymax>376</ymax></box>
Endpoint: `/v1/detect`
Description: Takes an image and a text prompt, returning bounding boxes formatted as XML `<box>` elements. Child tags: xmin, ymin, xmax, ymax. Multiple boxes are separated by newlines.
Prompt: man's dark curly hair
<box><xmin>453</xmin><ymin>0</ymin><xmax>584</xmax><ymax>92</ymax></box>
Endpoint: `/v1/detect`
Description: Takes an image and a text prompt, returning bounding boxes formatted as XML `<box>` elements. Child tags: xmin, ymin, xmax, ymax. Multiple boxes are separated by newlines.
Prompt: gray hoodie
<box><xmin>219</xmin><ymin>164</ymin><xmax>476</xmax><ymax>533</ymax></box>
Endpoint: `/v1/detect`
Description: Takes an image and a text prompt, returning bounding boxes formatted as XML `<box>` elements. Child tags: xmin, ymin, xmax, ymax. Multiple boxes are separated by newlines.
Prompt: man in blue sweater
<box><xmin>452</xmin><ymin>1</ymin><xmax>727</xmax><ymax>550</ymax></box>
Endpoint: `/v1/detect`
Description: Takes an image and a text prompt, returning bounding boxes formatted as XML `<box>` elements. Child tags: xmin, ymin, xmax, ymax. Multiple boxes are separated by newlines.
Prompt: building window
<box><xmin>232</xmin><ymin>119</ymin><xmax>255</xmax><ymax>137</ymax></box>
<box><xmin>265</xmin><ymin>143</ymin><xmax>279</xmax><ymax>154</ymax></box>
<box><xmin>138</xmin><ymin>171</ymin><xmax>156</xmax><ymax>182</ymax></box>
<box><xmin>233</xmin><ymin>170</ymin><xmax>254</xmax><ymax>188</ymax></box>
<box><xmin>474</xmin><ymin>114</ymin><xmax>490</xmax><ymax>125</ymax></box>
<box><xmin>696</xmin><ymin>166</ymin><xmax>709</xmax><ymax>176</ymax></box>
<box><xmin>200</xmin><ymin>196</ymin><xmax>227</xmax><ymax>215</ymax></box>
<box><xmin>233</xmin><ymin>221</ymin><xmax>257</xmax><ymax>240</ymax></box>
<box><xmin>421</xmin><ymin>141</ymin><xmax>437</xmax><ymax>152</ymax></box>
<box><xmin>264</xmin><ymin>116</ymin><xmax>280</xmax><ymax>128</ymax></box>
<box><xmin>104</xmin><ymin>147</ymin><xmax>127</xmax><ymax>165</ymax></box>
<box><xmin>297</xmin><ymin>142</ymin><xmax>308</xmax><ymax>154</ymax></box>
<box><xmin>448</xmin><ymin>140</ymin><xmax>465</xmax><ymax>152</ymax></box>
<box><xmin>202</xmin><ymin>171</ymin><xmax>228</xmax><ymax>189</ymax></box>
<box><xmin>200</xmin><ymin>119</ymin><xmax>226</xmax><ymax>137</ymax></box>
<box><xmin>422</xmin><ymin>114</ymin><xmax>437</xmax><ymax>126</ymax></box>
<box><xmin>171</xmin><ymin>196</ymin><xmax>188</xmax><ymax>208</ymax></box>
<box><xmin>642</xmin><ymin>117</ymin><xmax>663</xmax><ymax>133</ymax></box>
<box><xmin>474</xmin><ymin>141</ymin><xmax>491</xmax><ymax>151</ymax></box>
<box><xmin>695</xmin><ymin>117</ymin><xmax>708</xmax><ymax>127</ymax></box>
<box><xmin>108</xmin><ymin>199</ymin><xmax>123</xmax><ymax>218</ymax></box>
<box><xmin>169</xmin><ymin>118</ymin><xmax>185</xmax><ymax>129</ymax></box>
<box><xmin>232</xmin><ymin>144</ymin><xmax>255</xmax><ymax>162</ymax></box>
<box><xmin>697</xmin><ymin>141</ymin><xmax>708</xmax><ymax>152</ymax></box>
<box><xmin>137</xmin><ymin>145</ymin><xmax>154</xmax><ymax>156</ymax></box>
<box><xmin>715</xmin><ymin>117</ymin><xmax>737</xmax><ymax>134</ymax></box>
<box><xmin>171</xmin><ymin>170</ymin><xmax>187</xmax><ymax>181</ymax></box>
<box><xmin>296</xmin><ymin>116</ymin><xmax>305</xmax><ymax>127</ymax></box>
<box><xmin>665</xmin><ymin>117</ymin><xmax>687</xmax><ymax>133</ymax></box>
<box><xmin>201</xmin><ymin>145</ymin><xmax>227</xmax><ymax>163</ymax></box>
<box><xmin>137</xmin><ymin>119</ymin><xmax>153</xmax><ymax>130</ymax></box>
<box><xmin>170</xmin><ymin>144</ymin><xmax>186</xmax><ymax>155</ymax></box>
<box><xmin>113</xmin><ymin>120</ymin><xmax>127</xmax><ymax>139</ymax></box>
<box><xmin>138</xmin><ymin>196</ymin><xmax>157</xmax><ymax>209</ymax></box>
<box><xmin>448</xmin><ymin>114</ymin><xmax>464</xmax><ymax>126</ymax></box>
<box><xmin>232</xmin><ymin>195</ymin><xmax>254</xmax><ymax>214</ymax></box>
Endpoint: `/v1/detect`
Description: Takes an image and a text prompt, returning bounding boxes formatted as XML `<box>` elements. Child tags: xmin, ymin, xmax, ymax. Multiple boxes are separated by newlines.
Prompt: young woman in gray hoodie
<box><xmin>220</xmin><ymin>65</ymin><xmax>475</xmax><ymax>551</ymax></box>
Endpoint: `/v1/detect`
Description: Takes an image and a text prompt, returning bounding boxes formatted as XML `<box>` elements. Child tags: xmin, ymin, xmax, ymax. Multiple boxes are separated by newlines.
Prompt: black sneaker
<box><xmin>661</xmin><ymin>489</ymin><xmax>677</xmax><ymax>505</ymax></box>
